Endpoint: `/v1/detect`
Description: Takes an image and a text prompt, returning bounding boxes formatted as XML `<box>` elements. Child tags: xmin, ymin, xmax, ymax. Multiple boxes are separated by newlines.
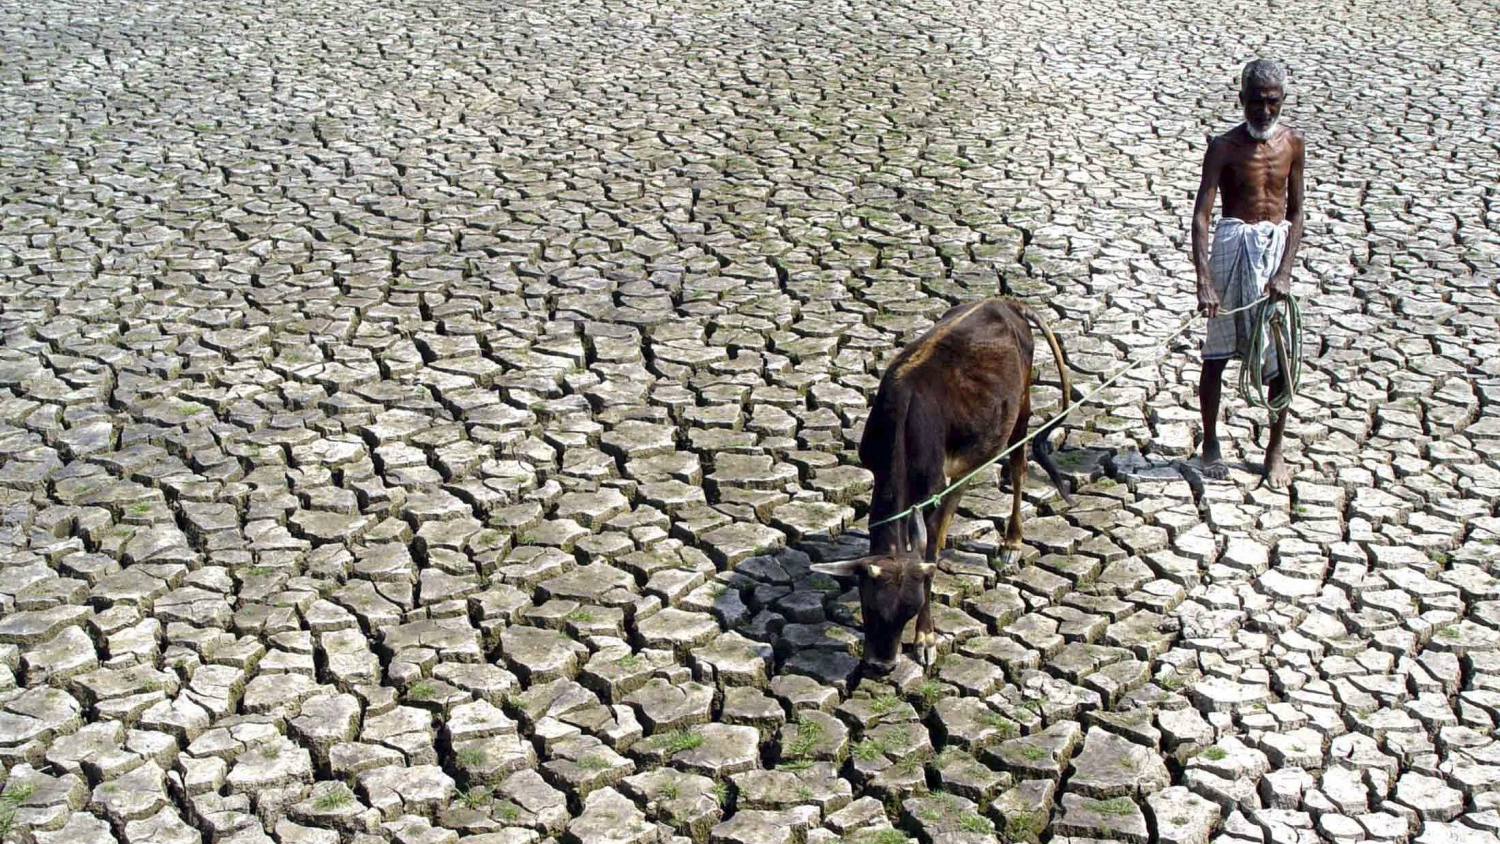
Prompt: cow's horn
<box><xmin>911</xmin><ymin>515</ymin><xmax>927</xmax><ymax>557</ymax></box>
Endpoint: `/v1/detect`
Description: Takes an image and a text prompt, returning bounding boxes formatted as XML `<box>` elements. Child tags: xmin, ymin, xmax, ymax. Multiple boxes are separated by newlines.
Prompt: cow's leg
<box><xmin>915</xmin><ymin>489</ymin><xmax>962</xmax><ymax>668</ymax></box>
<box><xmin>999</xmin><ymin>442</ymin><xmax>1027</xmax><ymax>568</ymax></box>
<box><xmin>913</xmin><ymin>587</ymin><xmax>937</xmax><ymax>668</ymax></box>
<box><xmin>929</xmin><ymin>483</ymin><xmax>965</xmax><ymax>563</ymax></box>
<box><xmin>999</xmin><ymin>396</ymin><xmax>1029</xmax><ymax>569</ymax></box>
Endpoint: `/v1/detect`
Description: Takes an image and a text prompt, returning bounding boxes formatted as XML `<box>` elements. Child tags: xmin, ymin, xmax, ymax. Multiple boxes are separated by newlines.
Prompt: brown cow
<box><xmin>812</xmin><ymin>298</ymin><xmax>1074</xmax><ymax>674</ymax></box>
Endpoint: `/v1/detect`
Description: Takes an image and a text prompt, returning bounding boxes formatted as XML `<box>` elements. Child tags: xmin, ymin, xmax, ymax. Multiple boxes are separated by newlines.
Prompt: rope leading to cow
<box><xmin>867</xmin><ymin>293</ymin><xmax>1303</xmax><ymax>531</ymax></box>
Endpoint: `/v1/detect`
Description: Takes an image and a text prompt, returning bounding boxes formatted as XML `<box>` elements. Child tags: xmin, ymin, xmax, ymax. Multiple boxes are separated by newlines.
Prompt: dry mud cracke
<box><xmin>0</xmin><ymin>0</ymin><xmax>1496</xmax><ymax>843</ymax></box>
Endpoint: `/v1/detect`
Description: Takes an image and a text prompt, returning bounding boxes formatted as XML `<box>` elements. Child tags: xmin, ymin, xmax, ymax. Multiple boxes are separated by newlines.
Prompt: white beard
<box><xmin>1246</xmin><ymin>118</ymin><xmax>1280</xmax><ymax>141</ymax></box>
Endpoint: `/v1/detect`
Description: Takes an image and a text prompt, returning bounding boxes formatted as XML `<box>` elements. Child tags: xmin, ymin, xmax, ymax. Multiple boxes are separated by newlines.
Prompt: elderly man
<box><xmin>1191</xmin><ymin>58</ymin><xmax>1305</xmax><ymax>489</ymax></box>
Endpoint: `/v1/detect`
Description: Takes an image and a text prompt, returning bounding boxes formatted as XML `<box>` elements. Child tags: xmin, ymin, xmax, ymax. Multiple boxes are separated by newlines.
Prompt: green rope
<box><xmin>1237</xmin><ymin>294</ymin><xmax>1303</xmax><ymax>415</ymax></box>
<box><xmin>867</xmin><ymin>294</ymin><xmax>1302</xmax><ymax>531</ymax></box>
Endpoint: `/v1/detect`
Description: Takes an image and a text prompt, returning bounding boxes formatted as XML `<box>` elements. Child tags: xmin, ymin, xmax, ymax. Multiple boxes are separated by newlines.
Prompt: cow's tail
<box><xmin>1013</xmin><ymin>302</ymin><xmax>1075</xmax><ymax>504</ymax></box>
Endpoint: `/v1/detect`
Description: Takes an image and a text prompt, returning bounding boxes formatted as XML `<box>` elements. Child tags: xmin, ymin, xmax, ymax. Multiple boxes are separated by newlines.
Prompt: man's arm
<box><xmin>1191</xmin><ymin>139</ymin><xmax>1223</xmax><ymax>317</ymax></box>
<box><xmin>1270</xmin><ymin>132</ymin><xmax>1305</xmax><ymax>299</ymax></box>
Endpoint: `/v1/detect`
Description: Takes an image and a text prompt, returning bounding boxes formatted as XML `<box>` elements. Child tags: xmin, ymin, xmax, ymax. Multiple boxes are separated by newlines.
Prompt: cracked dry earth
<box><xmin>0</xmin><ymin>0</ymin><xmax>1498</xmax><ymax>842</ymax></box>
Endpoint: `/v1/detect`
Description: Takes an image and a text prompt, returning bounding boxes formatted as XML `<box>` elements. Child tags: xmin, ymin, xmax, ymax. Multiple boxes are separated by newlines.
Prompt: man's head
<box><xmin>1239</xmin><ymin>59</ymin><xmax>1287</xmax><ymax>141</ymax></box>
<box><xmin>809</xmin><ymin>517</ymin><xmax>934</xmax><ymax>676</ymax></box>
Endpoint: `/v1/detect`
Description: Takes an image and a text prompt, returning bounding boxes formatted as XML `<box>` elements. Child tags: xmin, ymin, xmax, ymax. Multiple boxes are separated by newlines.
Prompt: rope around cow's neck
<box><xmin>866</xmin><ymin>293</ymin><xmax>1302</xmax><ymax>531</ymax></box>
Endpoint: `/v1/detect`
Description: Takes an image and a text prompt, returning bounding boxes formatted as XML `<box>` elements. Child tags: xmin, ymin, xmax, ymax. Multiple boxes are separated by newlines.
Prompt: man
<box><xmin>1191</xmin><ymin>58</ymin><xmax>1305</xmax><ymax>489</ymax></box>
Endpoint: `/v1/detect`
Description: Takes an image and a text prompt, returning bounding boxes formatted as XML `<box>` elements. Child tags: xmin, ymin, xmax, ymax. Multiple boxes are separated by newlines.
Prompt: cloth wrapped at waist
<box><xmin>1202</xmin><ymin>216</ymin><xmax>1290</xmax><ymax>379</ymax></box>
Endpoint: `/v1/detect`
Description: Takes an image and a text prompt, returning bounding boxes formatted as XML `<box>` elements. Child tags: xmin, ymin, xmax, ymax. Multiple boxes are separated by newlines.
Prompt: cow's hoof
<box><xmin>917</xmin><ymin>644</ymin><xmax>938</xmax><ymax>668</ymax></box>
<box><xmin>914</xmin><ymin>631</ymin><xmax>938</xmax><ymax>668</ymax></box>
<box><xmin>996</xmin><ymin>546</ymin><xmax>1022</xmax><ymax>569</ymax></box>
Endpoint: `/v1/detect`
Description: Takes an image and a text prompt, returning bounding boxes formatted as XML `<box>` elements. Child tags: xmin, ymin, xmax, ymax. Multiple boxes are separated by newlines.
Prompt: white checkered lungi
<box><xmin>1202</xmin><ymin>216</ymin><xmax>1290</xmax><ymax>379</ymax></box>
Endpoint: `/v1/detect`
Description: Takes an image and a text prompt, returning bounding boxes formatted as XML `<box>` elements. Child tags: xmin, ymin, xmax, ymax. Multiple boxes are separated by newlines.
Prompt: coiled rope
<box><xmin>1238</xmin><ymin>294</ymin><xmax>1302</xmax><ymax>414</ymax></box>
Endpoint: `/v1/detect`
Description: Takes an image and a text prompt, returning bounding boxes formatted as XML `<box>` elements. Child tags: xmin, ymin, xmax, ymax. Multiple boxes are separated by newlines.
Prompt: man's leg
<box><xmin>1199</xmin><ymin>358</ymin><xmax>1230</xmax><ymax>479</ymax></box>
<box><xmin>1264</xmin><ymin>372</ymin><xmax>1292</xmax><ymax>488</ymax></box>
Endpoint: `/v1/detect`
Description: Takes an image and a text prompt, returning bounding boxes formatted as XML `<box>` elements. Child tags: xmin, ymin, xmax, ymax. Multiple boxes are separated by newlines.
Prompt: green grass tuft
<box><xmin>312</xmin><ymin>785</ymin><xmax>353</xmax><ymax>811</ymax></box>
<box><xmin>457</xmin><ymin>787</ymin><xmax>491</xmax><ymax>809</ymax></box>
<box><xmin>959</xmin><ymin>814</ymin><xmax>995</xmax><ymax>833</ymax></box>
<box><xmin>1090</xmin><ymin>797</ymin><xmax>1138</xmax><ymax>816</ymax></box>
<box><xmin>852</xmin><ymin>737</ymin><xmax>888</xmax><ymax>761</ymax></box>
<box><xmin>783</xmin><ymin>716</ymin><xmax>823</xmax><ymax>759</ymax></box>
<box><xmin>651</xmin><ymin>729</ymin><xmax>705</xmax><ymax>754</ymax></box>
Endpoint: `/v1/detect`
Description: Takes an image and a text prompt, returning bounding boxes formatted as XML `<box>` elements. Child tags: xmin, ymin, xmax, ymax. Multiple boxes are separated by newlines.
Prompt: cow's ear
<box><xmin>918</xmin><ymin>562</ymin><xmax>936</xmax><ymax>576</ymax></box>
<box><xmin>809</xmin><ymin>559</ymin><xmax>880</xmax><ymax>579</ymax></box>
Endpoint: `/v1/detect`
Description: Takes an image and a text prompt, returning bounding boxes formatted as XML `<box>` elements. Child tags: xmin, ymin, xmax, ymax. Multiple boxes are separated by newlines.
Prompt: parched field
<box><xmin>1</xmin><ymin>0</ymin><xmax>1498</xmax><ymax>843</ymax></box>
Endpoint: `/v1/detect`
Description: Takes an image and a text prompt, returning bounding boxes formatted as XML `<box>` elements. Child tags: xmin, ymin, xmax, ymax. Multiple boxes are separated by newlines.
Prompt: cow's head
<box><xmin>810</xmin><ymin>518</ymin><xmax>934</xmax><ymax>676</ymax></box>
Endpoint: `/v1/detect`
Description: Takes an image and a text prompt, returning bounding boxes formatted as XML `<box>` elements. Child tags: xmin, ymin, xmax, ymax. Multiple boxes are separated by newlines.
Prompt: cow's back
<box><xmin>886</xmin><ymin>298</ymin><xmax>1034</xmax><ymax>393</ymax></box>
<box><xmin>861</xmin><ymin>298</ymin><xmax>1035</xmax><ymax>463</ymax></box>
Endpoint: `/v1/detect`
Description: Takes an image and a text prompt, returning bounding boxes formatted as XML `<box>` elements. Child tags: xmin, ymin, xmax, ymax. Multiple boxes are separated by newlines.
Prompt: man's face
<box><xmin>1240</xmin><ymin>84</ymin><xmax>1285</xmax><ymax>140</ymax></box>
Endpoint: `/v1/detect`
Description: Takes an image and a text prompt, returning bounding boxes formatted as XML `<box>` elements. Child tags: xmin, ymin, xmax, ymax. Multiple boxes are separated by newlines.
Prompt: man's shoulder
<box><xmin>1206</xmin><ymin>127</ymin><xmax>1238</xmax><ymax>148</ymax></box>
<box><xmin>1207</xmin><ymin>124</ymin><xmax>1253</xmax><ymax>151</ymax></box>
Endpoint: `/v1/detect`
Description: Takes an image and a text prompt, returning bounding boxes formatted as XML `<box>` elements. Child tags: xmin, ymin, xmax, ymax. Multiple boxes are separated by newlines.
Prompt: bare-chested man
<box><xmin>1191</xmin><ymin>58</ymin><xmax>1305</xmax><ymax>489</ymax></box>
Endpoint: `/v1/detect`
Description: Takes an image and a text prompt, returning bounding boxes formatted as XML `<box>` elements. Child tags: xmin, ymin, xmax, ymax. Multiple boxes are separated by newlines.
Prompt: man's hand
<box><xmin>1197</xmin><ymin>280</ymin><xmax>1221</xmax><ymax>318</ymax></box>
<box><xmin>1268</xmin><ymin>272</ymin><xmax>1291</xmax><ymax>301</ymax></box>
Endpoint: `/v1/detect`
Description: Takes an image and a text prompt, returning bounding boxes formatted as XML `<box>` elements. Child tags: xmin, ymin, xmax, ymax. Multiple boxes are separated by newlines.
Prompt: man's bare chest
<box><xmin>1223</xmin><ymin>148</ymin><xmax>1293</xmax><ymax>192</ymax></box>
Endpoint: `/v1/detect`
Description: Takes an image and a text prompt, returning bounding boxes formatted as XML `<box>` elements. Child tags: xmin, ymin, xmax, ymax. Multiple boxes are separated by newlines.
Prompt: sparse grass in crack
<box><xmin>783</xmin><ymin>716</ymin><xmax>823</xmax><ymax>759</ymax></box>
<box><xmin>916</xmin><ymin>680</ymin><xmax>944</xmax><ymax>704</ymax></box>
<box><xmin>312</xmin><ymin>785</ymin><xmax>353</xmax><ymax>811</ymax></box>
<box><xmin>649</xmin><ymin>728</ymin><xmax>705</xmax><ymax>754</ymax></box>
<box><xmin>1010</xmin><ymin>809</ymin><xmax>1047</xmax><ymax>838</ymax></box>
<box><xmin>959</xmin><ymin>814</ymin><xmax>996</xmax><ymax>833</ymax></box>
<box><xmin>852</xmin><ymin>737</ymin><xmax>888</xmax><ymax>761</ymax></box>
<box><xmin>980</xmin><ymin>712</ymin><xmax>1018</xmax><ymax>737</ymax></box>
<box><xmin>456</xmin><ymin>787</ymin><xmax>491</xmax><ymax>809</ymax></box>
<box><xmin>1090</xmin><ymin>797</ymin><xmax>1137</xmax><ymax>816</ymax></box>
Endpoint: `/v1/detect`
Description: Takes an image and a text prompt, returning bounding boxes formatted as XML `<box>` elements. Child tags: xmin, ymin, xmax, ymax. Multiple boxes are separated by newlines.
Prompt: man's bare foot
<box><xmin>1200</xmin><ymin>438</ymin><xmax>1230</xmax><ymax>480</ymax></box>
<box><xmin>1264</xmin><ymin>446</ymin><xmax>1292</xmax><ymax>489</ymax></box>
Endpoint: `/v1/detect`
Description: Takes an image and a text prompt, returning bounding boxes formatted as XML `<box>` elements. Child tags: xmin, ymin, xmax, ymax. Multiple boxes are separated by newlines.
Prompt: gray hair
<box><xmin>1241</xmin><ymin>59</ymin><xmax>1288</xmax><ymax>91</ymax></box>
